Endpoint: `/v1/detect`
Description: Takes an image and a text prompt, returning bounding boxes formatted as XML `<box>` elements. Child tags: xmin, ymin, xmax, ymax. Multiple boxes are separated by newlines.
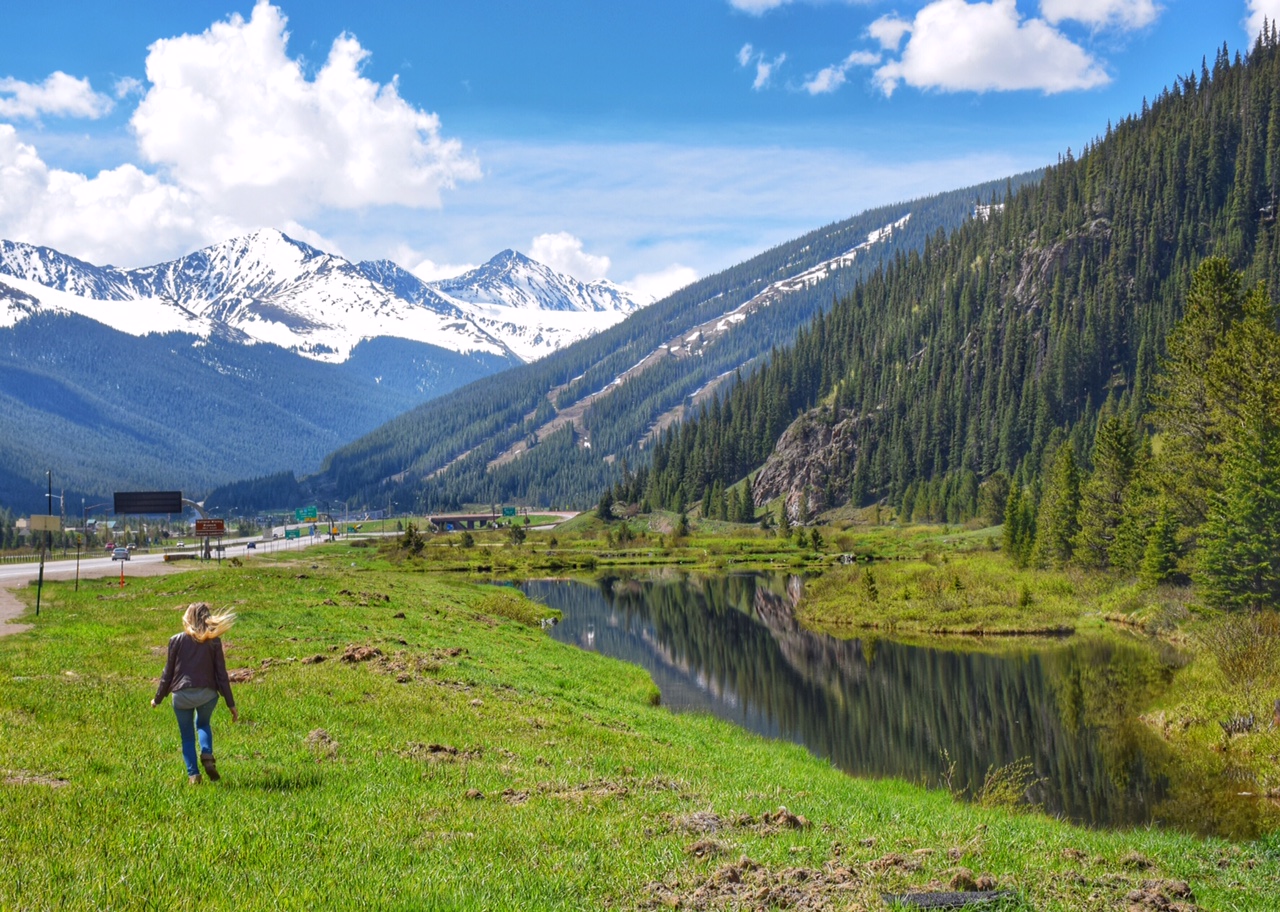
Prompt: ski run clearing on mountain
<box><xmin>484</xmin><ymin>214</ymin><xmax>912</xmax><ymax>471</ymax></box>
<box><xmin>0</xmin><ymin>231</ymin><xmax>648</xmax><ymax>365</ymax></box>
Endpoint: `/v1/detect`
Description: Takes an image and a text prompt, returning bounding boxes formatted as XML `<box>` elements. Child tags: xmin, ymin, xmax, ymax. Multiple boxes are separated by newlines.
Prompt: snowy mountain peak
<box><xmin>434</xmin><ymin>248</ymin><xmax>643</xmax><ymax>314</ymax></box>
<box><xmin>0</xmin><ymin>239</ymin><xmax>136</xmax><ymax>300</ymax></box>
<box><xmin>0</xmin><ymin>232</ymin><xmax>656</xmax><ymax>366</ymax></box>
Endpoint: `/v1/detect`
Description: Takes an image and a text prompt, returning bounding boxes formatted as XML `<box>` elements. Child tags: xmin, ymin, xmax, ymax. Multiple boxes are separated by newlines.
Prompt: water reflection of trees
<box><xmin>523</xmin><ymin>573</ymin><xmax>1273</xmax><ymax>837</ymax></box>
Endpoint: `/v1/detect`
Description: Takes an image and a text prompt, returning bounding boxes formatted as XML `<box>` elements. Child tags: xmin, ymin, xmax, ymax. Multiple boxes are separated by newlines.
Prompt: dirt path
<box><xmin>0</xmin><ymin>558</ymin><xmax>202</xmax><ymax>638</ymax></box>
<box><xmin>0</xmin><ymin>585</ymin><xmax>32</xmax><ymax>637</ymax></box>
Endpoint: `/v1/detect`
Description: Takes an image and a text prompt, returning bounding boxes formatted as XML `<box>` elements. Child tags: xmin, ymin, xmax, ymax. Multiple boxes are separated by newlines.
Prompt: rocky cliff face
<box><xmin>751</xmin><ymin>407</ymin><xmax>860</xmax><ymax>523</ymax></box>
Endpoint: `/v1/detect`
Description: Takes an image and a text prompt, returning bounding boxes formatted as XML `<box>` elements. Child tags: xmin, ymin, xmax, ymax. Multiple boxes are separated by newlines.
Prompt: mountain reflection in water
<box><xmin>522</xmin><ymin>572</ymin><xmax>1276</xmax><ymax>839</ymax></box>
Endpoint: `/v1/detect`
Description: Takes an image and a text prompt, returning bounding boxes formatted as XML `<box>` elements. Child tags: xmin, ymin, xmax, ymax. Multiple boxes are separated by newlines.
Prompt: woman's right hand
<box><xmin>230</xmin><ymin>706</ymin><xmax>240</xmax><ymax>723</ymax></box>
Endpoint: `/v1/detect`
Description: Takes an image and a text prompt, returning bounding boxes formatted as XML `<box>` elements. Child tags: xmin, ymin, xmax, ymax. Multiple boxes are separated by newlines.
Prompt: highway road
<box><xmin>0</xmin><ymin>531</ymin><xmax>329</xmax><ymax>585</ymax></box>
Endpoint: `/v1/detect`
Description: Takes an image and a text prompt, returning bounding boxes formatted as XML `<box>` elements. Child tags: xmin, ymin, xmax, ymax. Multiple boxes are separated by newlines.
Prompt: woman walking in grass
<box><xmin>151</xmin><ymin>602</ymin><xmax>239</xmax><ymax>783</ymax></box>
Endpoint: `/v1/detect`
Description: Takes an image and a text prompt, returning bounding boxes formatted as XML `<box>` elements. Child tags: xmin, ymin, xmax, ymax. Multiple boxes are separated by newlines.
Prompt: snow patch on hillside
<box><xmin>0</xmin><ymin>273</ymin><xmax>212</xmax><ymax>337</ymax></box>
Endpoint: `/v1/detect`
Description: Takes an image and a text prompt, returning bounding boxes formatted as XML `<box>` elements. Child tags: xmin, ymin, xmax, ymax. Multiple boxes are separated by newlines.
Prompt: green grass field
<box><xmin>1</xmin><ymin>546</ymin><xmax>1277</xmax><ymax>910</ymax></box>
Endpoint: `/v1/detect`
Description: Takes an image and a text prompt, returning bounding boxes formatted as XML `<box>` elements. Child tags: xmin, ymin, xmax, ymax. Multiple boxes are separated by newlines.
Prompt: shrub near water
<box><xmin>0</xmin><ymin>552</ymin><xmax>1276</xmax><ymax>910</ymax></box>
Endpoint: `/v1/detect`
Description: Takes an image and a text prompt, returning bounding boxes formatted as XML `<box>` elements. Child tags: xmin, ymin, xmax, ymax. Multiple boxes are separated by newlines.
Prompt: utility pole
<box><xmin>35</xmin><ymin>470</ymin><xmax>50</xmax><ymax>617</ymax></box>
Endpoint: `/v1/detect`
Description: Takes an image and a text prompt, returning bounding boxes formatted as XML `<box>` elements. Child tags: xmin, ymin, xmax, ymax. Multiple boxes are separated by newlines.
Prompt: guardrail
<box><xmin>0</xmin><ymin>553</ymin><xmax>78</xmax><ymax>565</ymax></box>
<box><xmin>0</xmin><ymin>549</ymin><xmax>154</xmax><ymax>565</ymax></box>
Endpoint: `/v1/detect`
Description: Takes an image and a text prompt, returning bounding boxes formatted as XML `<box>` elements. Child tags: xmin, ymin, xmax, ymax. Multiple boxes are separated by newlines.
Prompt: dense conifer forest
<box><xmin>641</xmin><ymin>34</ymin><xmax>1280</xmax><ymax>610</ymax></box>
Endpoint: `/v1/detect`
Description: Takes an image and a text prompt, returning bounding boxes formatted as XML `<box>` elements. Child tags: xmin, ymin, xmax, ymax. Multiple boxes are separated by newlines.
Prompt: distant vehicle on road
<box><xmin>104</xmin><ymin>542</ymin><xmax>115</xmax><ymax>551</ymax></box>
<box><xmin>247</xmin><ymin>542</ymin><xmax>256</xmax><ymax>550</ymax></box>
<box><xmin>111</xmin><ymin>547</ymin><xmax>130</xmax><ymax>561</ymax></box>
<box><xmin>176</xmin><ymin>541</ymin><xmax>185</xmax><ymax>547</ymax></box>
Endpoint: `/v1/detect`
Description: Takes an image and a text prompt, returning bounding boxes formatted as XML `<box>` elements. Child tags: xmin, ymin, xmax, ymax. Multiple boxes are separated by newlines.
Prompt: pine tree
<box><xmin>1073</xmin><ymin>416</ymin><xmax>1136</xmax><ymax>568</ymax></box>
<box><xmin>597</xmin><ymin>487</ymin><xmax>615</xmax><ymax>522</ymax></box>
<box><xmin>1140</xmin><ymin>503</ymin><xmax>1181</xmax><ymax>586</ymax></box>
<box><xmin>1002</xmin><ymin>482</ymin><xmax>1033</xmax><ymax>567</ymax></box>
<box><xmin>977</xmin><ymin>471</ymin><xmax>1011</xmax><ymax>528</ymax></box>
<box><xmin>1196</xmin><ymin>286</ymin><xmax>1280</xmax><ymax>608</ymax></box>
<box><xmin>738</xmin><ymin>482</ymin><xmax>756</xmax><ymax>523</ymax></box>
<box><xmin>1148</xmin><ymin>258</ymin><xmax>1246</xmax><ymax>530</ymax></box>
<box><xmin>1032</xmin><ymin>446</ymin><xmax>1080</xmax><ymax>569</ymax></box>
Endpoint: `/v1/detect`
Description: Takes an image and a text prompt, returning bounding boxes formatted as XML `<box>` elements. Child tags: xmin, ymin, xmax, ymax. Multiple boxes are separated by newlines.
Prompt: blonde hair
<box><xmin>182</xmin><ymin>602</ymin><xmax>236</xmax><ymax>642</ymax></box>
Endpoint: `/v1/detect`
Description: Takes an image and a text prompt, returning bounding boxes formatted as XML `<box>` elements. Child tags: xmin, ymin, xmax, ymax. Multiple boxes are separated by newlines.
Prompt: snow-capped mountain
<box><xmin>0</xmin><ymin>230</ymin><xmax>650</xmax><ymax>365</ymax></box>
<box><xmin>436</xmin><ymin>249</ymin><xmax>641</xmax><ymax>313</ymax></box>
<box><xmin>431</xmin><ymin>249</ymin><xmax>646</xmax><ymax>361</ymax></box>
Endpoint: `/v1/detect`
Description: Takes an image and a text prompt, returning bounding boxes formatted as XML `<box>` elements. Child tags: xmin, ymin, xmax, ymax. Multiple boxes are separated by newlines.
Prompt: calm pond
<box><xmin>521</xmin><ymin>572</ymin><xmax>1278</xmax><ymax>840</ymax></box>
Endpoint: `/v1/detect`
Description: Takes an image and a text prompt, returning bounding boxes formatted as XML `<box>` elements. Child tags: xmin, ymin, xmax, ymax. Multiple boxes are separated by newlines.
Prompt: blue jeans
<box><xmin>173</xmin><ymin>695</ymin><xmax>218</xmax><ymax>776</ymax></box>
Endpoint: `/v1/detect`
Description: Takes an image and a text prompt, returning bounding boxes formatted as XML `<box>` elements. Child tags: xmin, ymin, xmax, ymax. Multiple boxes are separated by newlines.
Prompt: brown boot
<box><xmin>200</xmin><ymin>753</ymin><xmax>220</xmax><ymax>782</ymax></box>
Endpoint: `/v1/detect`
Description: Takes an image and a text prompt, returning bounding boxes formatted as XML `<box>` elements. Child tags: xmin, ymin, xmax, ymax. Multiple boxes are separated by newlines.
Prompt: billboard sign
<box><xmin>194</xmin><ymin>519</ymin><xmax>226</xmax><ymax>537</ymax></box>
<box><xmin>115</xmin><ymin>491</ymin><xmax>183</xmax><ymax>515</ymax></box>
<box><xmin>28</xmin><ymin>514</ymin><xmax>62</xmax><ymax>532</ymax></box>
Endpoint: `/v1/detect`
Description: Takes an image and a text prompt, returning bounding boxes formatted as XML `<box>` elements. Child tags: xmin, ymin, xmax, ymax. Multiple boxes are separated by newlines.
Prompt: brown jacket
<box><xmin>153</xmin><ymin>632</ymin><xmax>236</xmax><ymax>708</ymax></box>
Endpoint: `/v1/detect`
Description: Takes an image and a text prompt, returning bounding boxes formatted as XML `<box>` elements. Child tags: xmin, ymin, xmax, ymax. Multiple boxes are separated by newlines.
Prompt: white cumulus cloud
<box><xmin>738</xmin><ymin>43</ymin><xmax>786</xmax><ymax>90</ymax></box>
<box><xmin>530</xmin><ymin>232</ymin><xmax>612</xmax><ymax>282</ymax></box>
<box><xmin>408</xmin><ymin>258</ymin><xmax>477</xmax><ymax>282</ymax></box>
<box><xmin>1040</xmin><ymin>0</ymin><xmax>1159</xmax><ymax>29</ymax></box>
<box><xmin>131</xmin><ymin>1</ymin><xmax>479</xmax><ymax>225</ymax></box>
<box><xmin>1248</xmin><ymin>0</ymin><xmax>1280</xmax><ymax>37</ymax></box>
<box><xmin>0</xmin><ymin>71</ymin><xmax>114</xmax><ymax>120</ymax></box>
<box><xmin>528</xmin><ymin>230</ymin><xmax>695</xmax><ymax>302</ymax></box>
<box><xmin>729</xmin><ymin>0</ymin><xmax>792</xmax><ymax>13</ymax></box>
<box><xmin>0</xmin><ymin>124</ymin><xmax>229</xmax><ymax>266</ymax></box>
<box><xmin>0</xmin><ymin>2</ymin><xmax>479</xmax><ymax>268</ymax></box>
<box><xmin>112</xmin><ymin>76</ymin><xmax>144</xmax><ymax>99</ymax></box>
<box><xmin>804</xmin><ymin>50</ymin><xmax>881</xmax><ymax>95</ymax></box>
<box><xmin>623</xmin><ymin>264</ymin><xmax>699</xmax><ymax>302</ymax></box>
<box><xmin>869</xmin><ymin>17</ymin><xmax>912</xmax><ymax>51</ymax></box>
<box><xmin>873</xmin><ymin>0</ymin><xmax>1110</xmax><ymax>96</ymax></box>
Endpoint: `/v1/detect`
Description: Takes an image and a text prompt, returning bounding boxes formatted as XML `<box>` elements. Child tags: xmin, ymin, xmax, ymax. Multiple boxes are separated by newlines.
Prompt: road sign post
<box><xmin>194</xmin><ymin>519</ymin><xmax>226</xmax><ymax>536</ymax></box>
<box><xmin>30</xmin><ymin>506</ymin><xmax>62</xmax><ymax>617</ymax></box>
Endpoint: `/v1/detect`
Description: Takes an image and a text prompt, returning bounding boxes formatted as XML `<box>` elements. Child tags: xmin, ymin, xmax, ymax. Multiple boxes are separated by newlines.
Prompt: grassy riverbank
<box><xmin>404</xmin><ymin>514</ymin><xmax>1184</xmax><ymax>638</ymax></box>
<box><xmin>1</xmin><ymin>546</ymin><xmax>1277</xmax><ymax>910</ymax></box>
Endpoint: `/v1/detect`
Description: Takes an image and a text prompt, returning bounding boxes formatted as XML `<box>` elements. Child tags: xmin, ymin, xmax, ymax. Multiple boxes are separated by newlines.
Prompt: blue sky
<box><xmin>0</xmin><ymin>1</ymin><xmax>1274</xmax><ymax>297</ymax></box>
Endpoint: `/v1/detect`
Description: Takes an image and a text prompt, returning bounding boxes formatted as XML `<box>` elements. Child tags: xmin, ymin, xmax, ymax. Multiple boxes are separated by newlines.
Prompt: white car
<box><xmin>111</xmin><ymin>547</ymin><xmax>130</xmax><ymax>561</ymax></box>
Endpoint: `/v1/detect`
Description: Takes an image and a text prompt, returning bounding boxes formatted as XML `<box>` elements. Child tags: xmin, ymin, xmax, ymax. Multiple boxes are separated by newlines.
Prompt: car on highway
<box><xmin>111</xmin><ymin>547</ymin><xmax>130</xmax><ymax>561</ymax></box>
<box><xmin>175</xmin><ymin>541</ymin><xmax>184</xmax><ymax>547</ymax></box>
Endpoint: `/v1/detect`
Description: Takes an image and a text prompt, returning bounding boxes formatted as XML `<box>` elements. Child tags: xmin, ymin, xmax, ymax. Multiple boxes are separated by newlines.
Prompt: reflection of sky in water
<box><xmin>522</xmin><ymin>574</ymin><xmax>1276</xmax><ymax>840</ymax></box>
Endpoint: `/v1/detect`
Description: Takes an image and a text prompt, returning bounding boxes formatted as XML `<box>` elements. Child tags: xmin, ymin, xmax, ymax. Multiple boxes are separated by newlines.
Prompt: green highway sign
<box><xmin>284</xmin><ymin>528</ymin><xmax>301</xmax><ymax>540</ymax></box>
<box><xmin>294</xmin><ymin>506</ymin><xmax>318</xmax><ymax>522</ymax></box>
<box><xmin>502</xmin><ymin>506</ymin><xmax>517</xmax><ymax>517</ymax></box>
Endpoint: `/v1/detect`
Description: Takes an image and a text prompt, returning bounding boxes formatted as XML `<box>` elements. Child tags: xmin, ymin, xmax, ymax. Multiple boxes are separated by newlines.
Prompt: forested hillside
<box><xmin>0</xmin><ymin>314</ymin><xmax>507</xmax><ymax>512</ymax></box>
<box><xmin>642</xmin><ymin>35</ymin><xmax>1280</xmax><ymax>607</ymax></box>
<box><xmin>309</xmin><ymin>174</ymin><xmax>1039</xmax><ymax>509</ymax></box>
